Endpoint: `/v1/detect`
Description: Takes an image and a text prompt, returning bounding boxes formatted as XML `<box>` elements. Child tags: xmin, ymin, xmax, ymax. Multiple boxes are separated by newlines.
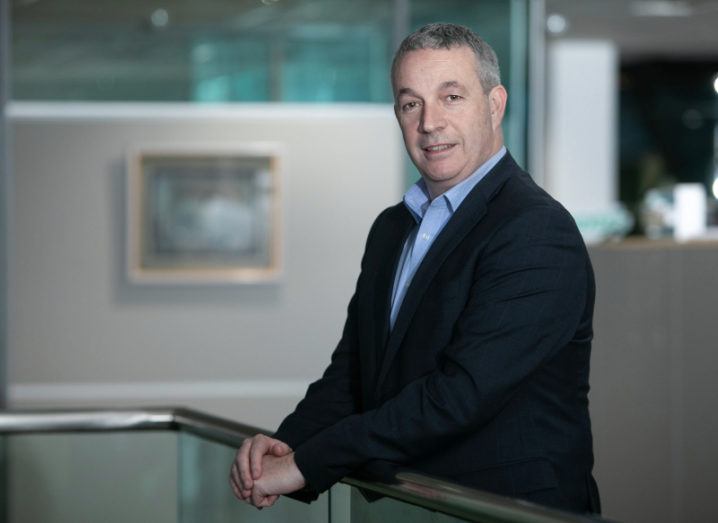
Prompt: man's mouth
<box><xmin>423</xmin><ymin>143</ymin><xmax>455</xmax><ymax>153</ymax></box>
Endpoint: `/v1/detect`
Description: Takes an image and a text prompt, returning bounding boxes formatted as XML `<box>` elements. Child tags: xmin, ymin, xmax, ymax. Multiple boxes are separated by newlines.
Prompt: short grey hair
<box><xmin>391</xmin><ymin>23</ymin><xmax>501</xmax><ymax>94</ymax></box>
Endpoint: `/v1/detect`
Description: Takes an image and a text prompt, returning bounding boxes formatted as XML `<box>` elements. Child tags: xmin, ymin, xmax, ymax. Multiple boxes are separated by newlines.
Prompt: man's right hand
<box><xmin>229</xmin><ymin>434</ymin><xmax>292</xmax><ymax>501</ymax></box>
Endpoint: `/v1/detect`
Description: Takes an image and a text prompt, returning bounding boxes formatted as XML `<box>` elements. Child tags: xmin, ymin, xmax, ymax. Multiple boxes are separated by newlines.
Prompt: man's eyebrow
<box><xmin>396</xmin><ymin>87</ymin><xmax>419</xmax><ymax>98</ymax></box>
<box><xmin>396</xmin><ymin>81</ymin><xmax>465</xmax><ymax>98</ymax></box>
<box><xmin>440</xmin><ymin>80</ymin><xmax>465</xmax><ymax>90</ymax></box>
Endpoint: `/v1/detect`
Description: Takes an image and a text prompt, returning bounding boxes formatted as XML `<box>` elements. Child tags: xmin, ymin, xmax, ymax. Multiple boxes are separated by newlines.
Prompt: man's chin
<box><xmin>418</xmin><ymin>171</ymin><xmax>467</xmax><ymax>197</ymax></box>
<box><xmin>421</xmin><ymin>170</ymin><xmax>463</xmax><ymax>186</ymax></box>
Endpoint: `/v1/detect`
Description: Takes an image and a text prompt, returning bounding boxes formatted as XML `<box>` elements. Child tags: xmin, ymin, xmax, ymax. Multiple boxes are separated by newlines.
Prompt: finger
<box><xmin>251</xmin><ymin>487</ymin><xmax>266</xmax><ymax>507</ymax></box>
<box><xmin>237</xmin><ymin>440</ymin><xmax>254</xmax><ymax>490</ymax></box>
<box><xmin>264</xmin><ymin>494</ymin><xmax>279</xmax><ymax>507</ymax></box>
<box><xmin>256</xmin><ymin>498</ymin><xmax>273</xmax><ymax>508</ymax></box>
<box><xmin>270</xmin><ymin>442</ymin><xmax>291</xmax><ymax>456</ymax></box>
<box><xmin>231</xmin><ymin>462</ymin><xmax>252</xmax><ymax>500</ymax></box>
<box><xmin>249</xmin><ymin>436</ymin><xmax>271</xmax><ymax>480</ymax></box>
<box><xmin>256</xmin><ymin>495</ymin><xmax>278</xmax><ymax>508</ymax></box>
<box><xmin>232</xmin><ymin>469</ymin><xmax>252</xmax><ymax>501</ymax></box>
<box><xmin>256</xmin><ymin>494</ymin><xmax>278</xmax><ymax>508</ymax></box>
<box><xmin>229</xmin><ymin>470</ymin><xmax>242</xmax><ymax>500</ymax></box>
<box><xmin>230</xmin><ymin>461</ymin><xmax>241</xmax><ymax>489</ymax></box>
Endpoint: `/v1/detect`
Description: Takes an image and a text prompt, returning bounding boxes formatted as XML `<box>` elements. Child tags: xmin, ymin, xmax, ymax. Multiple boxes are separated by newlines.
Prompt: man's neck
<box><xmin>424</xmin><ymin>144</ymin><xmax>506</xmax><ymax>200</ymax></box>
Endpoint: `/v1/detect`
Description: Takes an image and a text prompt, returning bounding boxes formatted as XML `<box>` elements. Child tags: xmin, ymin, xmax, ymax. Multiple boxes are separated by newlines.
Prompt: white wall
<box><xmin>8</xmin><ymin>103</ymin><xmax>403</xmax><ymax>430</ymax></box>
<box><xmin>546</xmin><ymin>39</ymin><xmax>618</xmax><ymax>216</ymax></box>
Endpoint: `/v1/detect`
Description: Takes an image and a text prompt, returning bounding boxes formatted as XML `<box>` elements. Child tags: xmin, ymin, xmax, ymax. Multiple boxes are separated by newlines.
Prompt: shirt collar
<box><xmin>403</xmin><ymin>146</ymin><xmax>507</xmax><ymax>222</ymax></box>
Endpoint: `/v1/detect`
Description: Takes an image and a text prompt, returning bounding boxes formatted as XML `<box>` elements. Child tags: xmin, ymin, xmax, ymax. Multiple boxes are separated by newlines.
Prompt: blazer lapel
<box><xmin>374</xmin><ymin>153</ymin><xmax>519</xmax><ymax>392</ymax></box>
<box><xmin>371</xmin><ymin>207</ymin><xmax>415</xmax><ymax>372</ymax></box>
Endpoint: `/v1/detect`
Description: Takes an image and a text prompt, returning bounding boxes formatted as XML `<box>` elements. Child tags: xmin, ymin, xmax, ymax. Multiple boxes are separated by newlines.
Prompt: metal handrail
<box><xmin>0</xmin><ymin>407</ymin><xmax>609</xmax><ymax>523</ymax></box>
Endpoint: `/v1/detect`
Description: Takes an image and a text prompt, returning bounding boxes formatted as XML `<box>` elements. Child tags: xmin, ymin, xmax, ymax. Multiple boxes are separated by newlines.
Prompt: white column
<box><xmin>546</xmin><ymin>39</ymin><xmax>618</xmax><ymax>216</ymax></box>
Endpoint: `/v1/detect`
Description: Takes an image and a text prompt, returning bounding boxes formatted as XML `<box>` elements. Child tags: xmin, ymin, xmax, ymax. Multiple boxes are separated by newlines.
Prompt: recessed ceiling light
<box><xmin>150</xmin><ymin>8</ymin><xmax>169</xmax><ymax>28</ymax></box>
<box><xmin>546</xmin><ymin>13</ymin><xmax>568</xmax><ymax>34</ymax></box>
<box><xmin>713</xmin><ymin>74</ymin><xmax>718</xmax><ymax>95</ymax></box>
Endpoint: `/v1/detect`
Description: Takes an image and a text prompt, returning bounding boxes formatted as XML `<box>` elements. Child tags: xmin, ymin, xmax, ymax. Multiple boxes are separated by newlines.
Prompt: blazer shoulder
<box><xmin>376</xmin><ymin>201</ymin><xmax>410</xmax><ymax>223</ymax></box>
<box><xmin>494</xmin><ymin>167</ymin><xmax>574</xmax><ymax>223</ymax></box>
<box><xmin>482</xmin><ymin>160</ymin><xmax>584</xmax><ymax>245</ymax></box>
<box><xmin>366</xmin><ymin>201</ymin><xmax>413</xmax><ymax>238</ymax></box>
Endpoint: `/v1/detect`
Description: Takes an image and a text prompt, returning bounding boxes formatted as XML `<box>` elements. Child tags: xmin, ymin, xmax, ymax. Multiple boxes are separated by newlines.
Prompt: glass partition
<box><xmin>10</xmin><ymin>0</ymin><xmax>396</xmax><ymax>103</ymax></box>
<box><xmin>0</xmin><ymin>409</ymin><xmax>610</xmax><ymax>523</ymax></box>
<box><xmin>10</xmin><ymin>0</ymin><xmax>527</xmax><ymax>108</ymax></box>
<box><xmin>1</xmin><ymin>430</ymin><xmax>330</xmax><ymax>523</ymax></box>
<box><xmin>4</xmin><ymin>432</ymin><xmax>178</xmax><ymax>523</ymax></box>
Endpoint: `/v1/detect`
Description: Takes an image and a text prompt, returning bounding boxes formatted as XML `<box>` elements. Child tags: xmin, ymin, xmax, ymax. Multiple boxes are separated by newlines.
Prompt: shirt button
<box><xmin>422</xmin><ymin>233</ymin><xmax>430</xmax><ymax>241</ymax></box>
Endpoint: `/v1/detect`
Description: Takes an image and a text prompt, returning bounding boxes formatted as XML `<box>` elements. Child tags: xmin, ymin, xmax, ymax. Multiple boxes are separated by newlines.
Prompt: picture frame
<box><xmin>126</xmin><ymin>144</ymin><xmax>282</xmax><ymax>284</ymax></box>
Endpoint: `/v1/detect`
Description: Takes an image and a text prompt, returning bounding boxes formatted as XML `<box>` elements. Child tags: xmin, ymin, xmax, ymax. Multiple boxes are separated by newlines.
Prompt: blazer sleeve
<box><xmin>291</xmin><ymin>204</ymin><xmax>592</xmax><ymax>493</ymax></box>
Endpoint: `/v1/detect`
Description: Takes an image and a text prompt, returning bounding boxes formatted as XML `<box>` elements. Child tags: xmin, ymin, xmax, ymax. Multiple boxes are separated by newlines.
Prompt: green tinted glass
<box><xmin>11</xmin><ymin>0</ymin><xmax>526</xmax><ymax>110</ymax></box>
<box><xmin>5</xmin><ymin>432</ymin><xmax>178</xmax><ymax>522</ymax></box>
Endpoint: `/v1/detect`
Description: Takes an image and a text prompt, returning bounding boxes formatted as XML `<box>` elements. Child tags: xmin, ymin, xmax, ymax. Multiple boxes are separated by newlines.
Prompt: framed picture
<box><xmin>127</xmin><ymin>145</ymin><xmax>281</xmax><ymax>284</ymax></box>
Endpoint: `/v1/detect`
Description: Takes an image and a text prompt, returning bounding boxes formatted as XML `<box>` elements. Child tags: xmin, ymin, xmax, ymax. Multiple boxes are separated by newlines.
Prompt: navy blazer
<box><xmin>274</xmin><ymin>153</ymin><xmax>600</xmax><ymax>513</ymax></box>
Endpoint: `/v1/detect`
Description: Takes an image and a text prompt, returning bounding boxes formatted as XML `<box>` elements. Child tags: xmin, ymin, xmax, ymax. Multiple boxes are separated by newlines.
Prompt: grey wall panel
<box><xmin>673</xmin><ymin>248</ymin><xmax>718</xmax><ymax>523</ymax></box>
<box><xmin>8</xmin><ymin>105</ymin><xmax>403</xmax><ymax>430</ymax></box>
<box><xmin>590</xmin><ymin>243</ymin><xmax>718</xmax><ymax>523</ymax></box>
<box><xmin>590</xmin><ymin>247</ymin><xmax>672</xmax><ymax>523</ymax></box>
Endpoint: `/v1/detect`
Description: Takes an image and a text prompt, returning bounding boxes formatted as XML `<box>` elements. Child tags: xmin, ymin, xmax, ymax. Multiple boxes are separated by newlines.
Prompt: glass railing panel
<box><xmin>350</xmin><ymin>485</ymin><xmax>467</xmax><ymax>523</ymax></box>
<box><xmin>0</xmin><ymin>409</ymin><xmax>610</xmax><ymax>523</ymax></box>
<box><xmin>5</xmin><ymin>431</ymin><xmax>178</xmax><ymax>523</ymax></box>
<box><xmin>177</xmin><ymin>432</ymin><xmax>329</xmax><ymax>523</ymax></box>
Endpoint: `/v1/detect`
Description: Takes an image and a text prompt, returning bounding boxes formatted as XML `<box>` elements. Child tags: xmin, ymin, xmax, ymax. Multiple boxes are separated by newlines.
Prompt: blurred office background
<box><xmin>1</xmin><ymin>0</ymin><xmax>718</xmax><ymax>522</ymax></box>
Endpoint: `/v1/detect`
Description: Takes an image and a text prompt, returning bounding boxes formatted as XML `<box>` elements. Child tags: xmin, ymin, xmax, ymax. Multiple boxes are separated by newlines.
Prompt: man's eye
<box><xmin>402</xmin><ymin>101</ymin><xmax>419</xmax><ymax>112</ymax></box>
<box><xmin>447</xmin><ymin>95</ymin><xmax>462</xmax><ymax>102</ymax></box>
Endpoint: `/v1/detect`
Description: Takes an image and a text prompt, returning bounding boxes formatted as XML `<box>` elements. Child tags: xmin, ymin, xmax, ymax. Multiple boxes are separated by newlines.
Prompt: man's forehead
<box><xmin>393</xmin><ymin>47</ymin><xmax>481</xmax><ymax>91</ymax></box>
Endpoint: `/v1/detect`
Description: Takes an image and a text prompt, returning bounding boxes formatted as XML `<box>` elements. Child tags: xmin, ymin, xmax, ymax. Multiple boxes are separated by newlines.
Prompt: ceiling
<box><xmin>545</xmin><ymin>0</ymin><xmax>718</xmax><ymax>61</ymax></box>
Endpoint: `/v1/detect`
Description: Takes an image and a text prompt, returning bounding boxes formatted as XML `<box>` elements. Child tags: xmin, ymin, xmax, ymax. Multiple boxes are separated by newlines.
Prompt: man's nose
<box><xmin>419</xmin><ymin>103</ymin><xmax>446</xmax><ymax>134</ymax></box>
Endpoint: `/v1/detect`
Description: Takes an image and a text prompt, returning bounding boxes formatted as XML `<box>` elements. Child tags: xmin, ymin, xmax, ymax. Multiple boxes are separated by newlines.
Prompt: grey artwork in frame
<box><xmin>127</xmin><ymin>145</ymin><xmax>281</xmax><ymax>284</ymax></box>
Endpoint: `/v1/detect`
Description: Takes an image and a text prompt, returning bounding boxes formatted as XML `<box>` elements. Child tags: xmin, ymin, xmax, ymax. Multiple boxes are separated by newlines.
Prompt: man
<box><xmin>230</xmin><ymin>23</ymin><xmax>600</xmax><ymax>513</ymax></box>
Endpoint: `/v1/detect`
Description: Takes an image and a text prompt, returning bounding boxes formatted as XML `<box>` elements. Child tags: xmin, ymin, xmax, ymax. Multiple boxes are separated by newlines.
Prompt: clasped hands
<box><xmin>229</xmin><ymin>434</ymin><xmax>306</xmax><ymax>508</ymax></box>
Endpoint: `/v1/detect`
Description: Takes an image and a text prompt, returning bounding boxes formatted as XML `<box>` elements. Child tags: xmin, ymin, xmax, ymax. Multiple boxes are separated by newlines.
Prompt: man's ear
<box><xmin>488</xmin><ymin>85</ymin><xmax>508</xmax><ymax>129</ymax></box>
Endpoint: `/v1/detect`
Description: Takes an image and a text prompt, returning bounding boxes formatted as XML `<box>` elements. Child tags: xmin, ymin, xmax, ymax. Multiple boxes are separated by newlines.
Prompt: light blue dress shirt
<box><xmin>389</xmin><ymin>146</ymin><xmax>507</xmax><ymax>329</ymax></box>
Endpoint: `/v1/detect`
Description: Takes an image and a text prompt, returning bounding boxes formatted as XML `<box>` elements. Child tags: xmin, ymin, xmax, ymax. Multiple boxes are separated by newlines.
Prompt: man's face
<box><xmin>393</xmin><ymin>46</ymin><xmax>506</xmax><ymax>198</ymax></box>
